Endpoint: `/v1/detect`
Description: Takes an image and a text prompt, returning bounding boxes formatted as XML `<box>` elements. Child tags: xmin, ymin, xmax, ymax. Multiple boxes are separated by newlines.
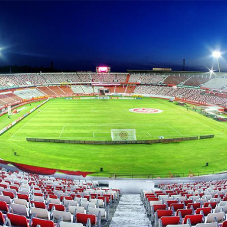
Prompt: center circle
<box><xmin>129</xmin><ymin>108</ymin><xmax>163</xmax><ymax>114</ymax></box>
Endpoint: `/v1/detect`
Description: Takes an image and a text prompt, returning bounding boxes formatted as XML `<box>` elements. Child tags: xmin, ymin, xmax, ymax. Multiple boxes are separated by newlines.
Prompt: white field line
<box><xmin>166</xmin><ymin>124</ymin><xmax>184</xmax><ymax>136</ymax></box>
<box><xmin>147</xmin><ymin>132</ymin><xmax>152</xmax><ymax>137</ymax></box>
<box><xmin>94</xmin><ymin>132</ymin><xmax>110</xmax><ymax>134</ymax></box>
<box><xmin>163</xmin><ymin>103</ymin><xmax>223</xmax><ymax>134</ymax></box>
<box><xmin>10</xmin><ymin>101</ymin><xmax>52</xmax><ymax>138</ymax></box>
<box><xmin>34</xmin><ymin>123</ymin><xmax>175</xmax><ymax>127</ymax></box>
<box><xmin>11</xmin><ymin>112</ymin><xmax>42</xmax><ymax>138</ymax></box>
<box><xmin>198</xmin><ymin>121</ymin><xmax>225</xmax><ymax>133</ymax></box>
<box><xmin>59</xmin><ymin>126</ymin><xmax>65</xmax><ymax>138</ymax></box>
<box><xmin>9</xmin><ymin>102</ymin><xmax>224</xmax><ymax>139</ymax></box>
<box><xmin>98</xmin><ymin>123</ymin><xmax>147</xmax><ymax>126</ymax></box>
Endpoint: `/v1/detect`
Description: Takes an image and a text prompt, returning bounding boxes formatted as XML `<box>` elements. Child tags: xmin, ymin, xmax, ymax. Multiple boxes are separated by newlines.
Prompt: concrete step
<box><xmin>109</xmin><ymin>194</ymin><xmax>151</xmax><ymax>227</ymax></box>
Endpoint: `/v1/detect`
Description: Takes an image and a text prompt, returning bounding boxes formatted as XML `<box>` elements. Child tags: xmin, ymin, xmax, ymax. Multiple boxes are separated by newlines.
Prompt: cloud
<box><xmin>7</xmin><ymin>50</ymin><xmax>51</xmax><ymax>58</ymax></box>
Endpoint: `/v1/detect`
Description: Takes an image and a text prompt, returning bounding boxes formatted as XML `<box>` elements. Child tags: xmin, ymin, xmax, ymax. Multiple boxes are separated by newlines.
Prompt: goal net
<box><xmin>111</xmin><ymin>129</ymin><xmax>136</xmax><ymax>141</ymax></box>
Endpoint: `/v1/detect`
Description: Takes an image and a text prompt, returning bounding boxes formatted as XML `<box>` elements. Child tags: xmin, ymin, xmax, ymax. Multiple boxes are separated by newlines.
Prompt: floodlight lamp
<box><xmin>212</xmin><ymin>51</ymin><xmax>221</xmax><ymax>58</ymax></box>
<box><xmin>209</xmin><ymin>69</ymin><xmax>214</xmax><ymax>73</ymax></box>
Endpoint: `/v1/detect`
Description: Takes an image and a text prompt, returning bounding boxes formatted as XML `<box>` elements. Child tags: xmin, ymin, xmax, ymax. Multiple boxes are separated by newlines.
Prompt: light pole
<box><xmin>212</xmin><ymin>51</ymin><xmax>221</xmax><ymax>73</ymax></box>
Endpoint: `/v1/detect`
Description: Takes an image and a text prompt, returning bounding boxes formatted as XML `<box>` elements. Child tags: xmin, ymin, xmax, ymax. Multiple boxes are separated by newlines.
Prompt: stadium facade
<box><xmin>1</xmin><ymin>71</ymin><xmax>227</xmax><ymax>114</ymax></box>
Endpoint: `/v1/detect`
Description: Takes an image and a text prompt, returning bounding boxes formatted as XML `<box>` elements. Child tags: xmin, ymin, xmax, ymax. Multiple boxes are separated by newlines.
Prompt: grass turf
<box><xmin>0</xmin><ymin>97</ymin><xmax>227</xmax><ymax>178</ymax></box>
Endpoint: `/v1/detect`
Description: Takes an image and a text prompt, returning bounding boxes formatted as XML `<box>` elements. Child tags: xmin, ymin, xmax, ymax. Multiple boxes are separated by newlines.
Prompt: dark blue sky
<box><xmin>0</xmin><ymin>1</ymin><xmax>227</xmax><ymax>72</ymax></box>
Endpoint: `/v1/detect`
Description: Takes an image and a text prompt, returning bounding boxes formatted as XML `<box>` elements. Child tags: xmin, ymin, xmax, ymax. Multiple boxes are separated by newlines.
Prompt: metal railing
<box><xmin>91</xmin><ymin>170</ymin><xmax>226</xmax><ymax>179</ymax></box>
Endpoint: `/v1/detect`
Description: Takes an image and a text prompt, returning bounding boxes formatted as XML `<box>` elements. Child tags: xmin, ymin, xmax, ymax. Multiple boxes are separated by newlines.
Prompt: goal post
<box><xmin>111</xmin><ymin>129</ymin><xmax>136</xmax><ymax>141</ymax></box>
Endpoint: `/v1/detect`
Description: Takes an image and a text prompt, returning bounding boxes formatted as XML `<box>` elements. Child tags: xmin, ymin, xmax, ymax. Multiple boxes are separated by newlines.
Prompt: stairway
<box><xmin>109</xmin><ymin>194</ymin><xmax>151</xmax><ymax>227</ymax></box>
<box><xmin>125</xmin><ymin>74</ymin><xmax>130</xmax><ymax>83</ymax></box>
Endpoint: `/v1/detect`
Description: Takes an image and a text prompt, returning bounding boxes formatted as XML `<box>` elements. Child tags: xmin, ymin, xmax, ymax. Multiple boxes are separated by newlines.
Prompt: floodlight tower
<box><xmin>212</xmin><ymin>51</ymin><xmax>221</xmax><ymax>73</ymax></box>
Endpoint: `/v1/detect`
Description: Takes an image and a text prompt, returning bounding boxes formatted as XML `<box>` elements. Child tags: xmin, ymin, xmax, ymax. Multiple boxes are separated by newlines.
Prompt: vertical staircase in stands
<box><xmin>125</xmin><ymin>74</ymin><xmax>131</xmax><ymax>84</ymax></box>
<box><xmin>109</xmin><ymin>194</ymin><xmax>151</xmax><ymax>227</ymax></box>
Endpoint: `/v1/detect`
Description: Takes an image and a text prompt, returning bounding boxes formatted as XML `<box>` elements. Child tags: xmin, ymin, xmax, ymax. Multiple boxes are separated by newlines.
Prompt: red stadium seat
<box><xmin>103</xmin><ymin>194</ymin><xmax>113</xmax><ymax>202</ymax></box>
<box><xmin>176</xmin><ymin>209</ymin><xmax>193</xmax><ymax>218</ymax></box>
<box><xmin>204</xmin><ymin>202</ymin><xmax>217</xmax><ymax>209</ymax></box>
<box><xmin>48</xmin><ymin>203</ymin><xmax>65</xmax><ymax>211</ymax></box>
<box><xmin>146</xmin><ymin>195</ymin><xmax>157</xmax><ymax>199</ymax></box>
<box><xmin>148</xmin><ymin>197</ymin><xmax>159</xmax><ymax>201</ymax></box>
<box><xmin>17</xmin><ymin>194</ymin><xmax>29</xmax><ymax>202</ymax></box>
<box><xmin>184</xmin><ymin>200</ymin><xmax>193</xmax><ymax>206</ymax></box>
<box><xmin>165</xmin><ymin>190</ymin><xmax>174</xmax><ymax>194</ymax></box>
<box><xmin>152</xmin><ymin>204</ymin><xmax>167</xmax><ymax>212</ymax></box>
<box><xmin>10</xmin><ymin>186</ymin><xmax>19</xmax><ymax>192</ymax></box>
<box><xmin>98</xmin><ymin>196</ymin><xmax>109</xmax><ymax>204</ymax></box>
<box><xmin>55</xmin><ymin>186</ymin><xmax>62</xmax><ymax>191</ymax></box>
<box><xmin>90</xmin><ymin>193</ymin><xmax>98</xmax><ymax>199</ymax></box>
<box><xmin>76</xmin><ymin>188</ymin><xmax>84</xmax><ymax>193</ymax></box>
<box><xmin>69</xmin><ymin>194</ymin><xmax>76</xmax><ymax>200</ymax></box>
<box><xmin>145</xmin><ymin>193</ymin><xmax>156</xmax><ymax>197</ymax></box>
<box><xmin>170</xmin><ymin>203</ymin><xmax>184</xmax><ymax>211</ymax></box>
<box><xmin>31</xmin><ymin>217</ymin><xmax>55</xmax><ymax>227</ymax></box>
<box><xmin>187</xmin><ymin>202</ymin><xmax>201</xmax><ymax>209</ymax></box>
<box><xmin>48</xmin><ymin>195</ymin><xmax>58</xmax><ymax>199</ymax></box>
<box><xmin>7</xmin><ymin>213</ymin><xmax>29</xmax><ymax>227</ymax></box>
<box><xmin>0</xmin><ymin>184</ymin><xmax>7</xmax><ymax>189</ymax></box>
<box><xmin>183</xmin><ymin>214</ymin><xmax>204</xmax><ymax>225</ymax></box>
<box><xmin>156</xmin><ymin>210</ymin><xmax>173</xmax><ymax>219</ymax></box>
<box><xmin>166</xmin><ymin>200</ymin><xmax>178</xmax><ymax>207</ymax></box>
<box><xmin>222</xmin><ymin>220</ymin><xmax>227</xmax><ymax>227</ymax></box>
<box><xmin>0</xmin><ymin>211</ymin><xmax>5</xmax><ymax>225</ymax></box>
<box><xmin>32</xmin><ymin>201</ymin><xmax>46</xmax><ymax>209</ymax></box>
<box><xmin>159</xmin><ymin>216</ymin><xmax>181</xmax><ymax>227</ymax></box>
<box><xmin>83</xmin><ymin>195</ymin><xmax>90</xmax><ymax>201</ymax></box>
<box><xmin>3</xmin><ymin>191</ymin><xmax>14</xmax><ymax>199</ymax></box>
<box><xmin>33</xmin><ymin>187</ymin><xmax>40</xmax><ymax>191</ymax></box>
<box><xmin>168</xmin><ymin>193</ymin><xmax>177</xmax><ymax>196</ymax></box>
<box><xmin>64</xmin><ymin>196</ymin><xmax>73</xmax><ymax>200</ymax></box>
<box><xmin>76</xmin><ymin>213</ymin><xmax>96</xmax><ymax>226</ymax></box>
<box><xmin>196</xmin><ymin>207</ymin><xmax>212</xmax><ymax>216</ymax></box>
<box><xmin>0</xmin><ymin>201</ymin><xmax>9</xmax><ymax>213</ymax></box>
<box><xmin>186</xmin><ymin>194</ymin><xmax>193</xmax><ymax>198</ymax></box>
<box><xmin>34</xmin><ymin>193</ymin><xmax>43</xmax><ymax>197</ymax></box>
<box><xmin>156</xmin><ymin>191</ymin><xmax>165</xmax><ymax>195</ymax></box>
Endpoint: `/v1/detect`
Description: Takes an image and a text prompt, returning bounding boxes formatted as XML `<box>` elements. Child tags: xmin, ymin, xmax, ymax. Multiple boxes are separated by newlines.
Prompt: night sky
<box><xmin>1</xmin><ymin>1</ymin><xmax>227</xmax><ymax>72</ymax></box>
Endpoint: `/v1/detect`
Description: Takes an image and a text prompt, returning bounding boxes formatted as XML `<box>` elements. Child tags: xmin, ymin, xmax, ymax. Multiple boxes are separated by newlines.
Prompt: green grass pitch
<box><xmin>0</xmin><ymin>97</ymin><xmax>227</xmax><ymax>178</ymax></box>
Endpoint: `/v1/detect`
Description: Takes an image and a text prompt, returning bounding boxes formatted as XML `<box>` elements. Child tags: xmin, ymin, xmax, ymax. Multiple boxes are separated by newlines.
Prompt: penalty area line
<box><xmin>59</xmin><ymin>126</ymin><xmax>65</xmax><ymax>138</ymax></box>
<box><xmin>11</xmin><ymin>111</ymin><xmax>41</xmax><ymax>138</ymax></box>
<box><xmin>10</xmin><ymin>100</ymin><xmax>52</xmax><ymax>138</ymax></box>
<box><xmin>166</xmin><ymin>124</ymin><xmax>184</xmax><ymax>136</ymax></box>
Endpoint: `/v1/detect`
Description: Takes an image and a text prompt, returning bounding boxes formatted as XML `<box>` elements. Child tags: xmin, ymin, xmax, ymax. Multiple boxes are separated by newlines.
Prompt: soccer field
<box><xmin>0</xmin><ymin>97</ymin><xmax>227</xmax><ymax>177</ymax></box>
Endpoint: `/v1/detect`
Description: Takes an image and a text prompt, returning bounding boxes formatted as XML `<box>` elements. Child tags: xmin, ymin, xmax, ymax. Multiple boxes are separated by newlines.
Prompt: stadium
<box><xmin>1</xmin><ymin>68</ymin><xmax>227</xmax><ymax>226</ymax></box>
